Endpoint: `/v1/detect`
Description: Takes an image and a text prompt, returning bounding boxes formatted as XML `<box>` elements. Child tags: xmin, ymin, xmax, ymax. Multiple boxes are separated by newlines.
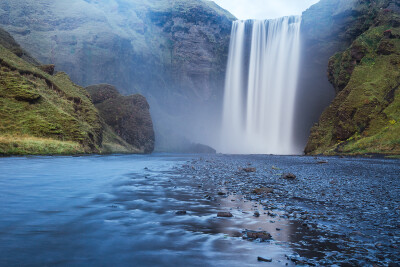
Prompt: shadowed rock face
<box><xmin>86</xmin><ymin>84</ymin><xmax>155</xmax><ymax>154</ymax></box>
<box><xmin>303</xmin><ymin>0</ymin><xmax>400</xmax><ymax>156</ymax></box>
<box><xmin>0</xmin><ymin>0</ymin><xmax>235</xmax><ymax>150</ymax></box>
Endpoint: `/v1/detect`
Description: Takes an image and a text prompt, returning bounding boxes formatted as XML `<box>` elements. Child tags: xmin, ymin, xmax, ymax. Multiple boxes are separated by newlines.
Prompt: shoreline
<box><xmin>178</xmin><ymin>154</ymin><xmax>400</xmax><ymax>265</ymax></box>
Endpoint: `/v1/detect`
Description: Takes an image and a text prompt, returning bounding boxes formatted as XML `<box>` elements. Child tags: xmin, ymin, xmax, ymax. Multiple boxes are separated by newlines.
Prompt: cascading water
<box><xmin>220</xmin><ymin>16</ymin><xmax>302</xmax><ymax>155</ymax></box>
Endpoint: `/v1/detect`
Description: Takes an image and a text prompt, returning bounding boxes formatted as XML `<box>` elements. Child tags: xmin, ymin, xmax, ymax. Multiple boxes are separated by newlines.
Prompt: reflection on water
<box><xmin>0</xmin><ymin>154</ymin><xmax>297</xmax><ymax>266</ymax></box>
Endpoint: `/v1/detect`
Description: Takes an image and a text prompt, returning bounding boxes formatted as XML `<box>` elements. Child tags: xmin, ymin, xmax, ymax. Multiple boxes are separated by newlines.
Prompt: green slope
<box><xmin>0</xmin><ymin>29</ymin><xmax>103</xmax><ymax>155</ymax></box>
<box><xmin>305</xmin><ymin>6</ymin><xmax>400</xmax><ymax>156</ymax></box>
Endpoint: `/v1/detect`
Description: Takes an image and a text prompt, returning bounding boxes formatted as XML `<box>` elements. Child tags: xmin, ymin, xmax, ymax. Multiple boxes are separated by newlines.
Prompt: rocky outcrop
<box><xmin>0</xmin><ymin>27</ymin><xmax>103</xmax><ymax>155</ymax></box>
<box><xmin>86</xmin><ymin>84</ymin><xmax>155</xmax><ymax>154</ymax></box>
<box><xmin>0</xmin><ymin>0</ymin><xmax>235</xmax><ymax>151</ymax></box>
<box><xmin>0</xmin><ymin>26</ymin><xmax>154</xmax><ymax>155</ymax></box>
<box><xmin>305</xmin><ymin>0</ymin><xmax>400</xmax><ymax>156</ymax></box>
<box><xmin>295</xmin><ymin>0</ymin><xmax>360</xmax><ymax>148</ymax></box>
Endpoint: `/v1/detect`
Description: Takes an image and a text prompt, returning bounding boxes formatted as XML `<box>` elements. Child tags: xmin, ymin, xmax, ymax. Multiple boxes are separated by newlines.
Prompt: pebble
<box><xmin>257</xmin><ymin>256</ymin><xmax>272</xmax><ymax>262</ymax></box>
<box><xmin>217</xmin><ymin>212</ymin><xmax>233</xmax><ymax>218</ymax></box>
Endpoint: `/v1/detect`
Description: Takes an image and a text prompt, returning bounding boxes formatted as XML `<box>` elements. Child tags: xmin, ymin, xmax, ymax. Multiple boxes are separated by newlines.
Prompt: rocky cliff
<box><xmin>304</xmin><ymin>0</ymin><xmax>400</xmax><ymax>156</ymax></box>
<box><xmin>0</xmin><ymin>0</ymin><xmax>235</xmax><ymax>151</ymax></box>
<box><xmin>0</xmin><ymin>27</ymin><xmax>155</xmax><ymax>155</ymax></box>
<box><xmin>86</xmin><ymin>84</ymin><xmax>155</xmax><ymax>154</ymax></box>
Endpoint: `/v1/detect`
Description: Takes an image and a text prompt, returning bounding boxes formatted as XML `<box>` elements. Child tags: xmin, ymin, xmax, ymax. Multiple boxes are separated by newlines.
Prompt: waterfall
<box><xmin>220</xmin><ymin>16</ymin><xmax>302</xmax><ymax>155</ymax></box>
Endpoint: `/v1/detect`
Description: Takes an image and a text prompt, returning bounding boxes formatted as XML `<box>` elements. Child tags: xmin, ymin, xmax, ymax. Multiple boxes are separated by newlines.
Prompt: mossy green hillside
<box><xmin>306</xmin><ymin>9</ymin><xmax>400</xmax><ymax>156</ymax></box>
<box><xmin>0</xmin><ymin>43</ymin><xmax>103</xmax><ymax>155</ymax></box>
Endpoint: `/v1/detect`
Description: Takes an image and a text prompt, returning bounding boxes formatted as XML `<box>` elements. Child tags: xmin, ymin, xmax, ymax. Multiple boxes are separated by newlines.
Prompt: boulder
<box><xmin>282</xmin><ymin>173</ymin><xmax>296</xmax><ymax>179</ymax></box>
<box><xmin>86</xmin><ymin>84</ymin><xmax>155</xmax><ymax>154</ymax></box>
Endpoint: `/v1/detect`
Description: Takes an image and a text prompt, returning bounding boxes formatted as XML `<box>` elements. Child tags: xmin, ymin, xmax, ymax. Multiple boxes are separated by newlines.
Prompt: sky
<box><xmin>212</xmin><ymin>0</ymin><xmax>320</xmax><ymax>20</ymax></box>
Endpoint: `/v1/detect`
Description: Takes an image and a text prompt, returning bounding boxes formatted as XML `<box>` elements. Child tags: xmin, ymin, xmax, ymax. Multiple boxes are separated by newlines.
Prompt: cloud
<box><xmin>212</xmin><ymin>0</ymin><xmax>320</xmax><ymax>20</ymax></box>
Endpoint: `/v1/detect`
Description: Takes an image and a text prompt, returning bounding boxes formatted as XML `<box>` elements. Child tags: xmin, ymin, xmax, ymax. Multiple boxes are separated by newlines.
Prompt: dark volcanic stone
<box><xmin>243</xmin><ymin>167</ymin><xmax>256</xmax><ymax>173</ymax></box>
<box><xmin>175</xmin><ymin>210</ymin><xmax>187</xmax><ymax>215</ymax></box>
<box><xmin>244</xmin><ymin>231</ymin><xmax>272</xmax><ymax>241</ymax></box>
<box><xmin>253</xmin><ymin>187</ymin><xmax>273</xmax><ymax>194</ymax></box>
<box><xmin>257</xmin><ymin>256</ymin><xmax>272</xmax><ymax>262</ymax></box>
<box><xmin>87</xmin><ymin>84</ymin><xmax>155</xmax><ymax>153</ymax></box>
<box><xmin>217</xmin><ymin>212</ymin><xmax>233</xmax><ymax>218</ymax></box>
<box><xmin>86</xmin><ymin>84</ymin><xmax>120</xmax><ymax>104</ymax></box>
<box><xmin>282</xmin><ymin>173</ymin><xmax>296</xmax><ymax>179</ymax></box>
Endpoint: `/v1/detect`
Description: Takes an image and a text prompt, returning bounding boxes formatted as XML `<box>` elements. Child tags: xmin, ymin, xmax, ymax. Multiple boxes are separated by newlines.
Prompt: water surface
<box><xmin>0</xmin><ymin>154</ymin><xmax>294</xmax><ymax>266</ymax></box>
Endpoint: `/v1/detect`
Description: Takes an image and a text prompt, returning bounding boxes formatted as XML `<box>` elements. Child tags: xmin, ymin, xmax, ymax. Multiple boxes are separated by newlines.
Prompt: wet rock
<box><xmin>257</xmin><ymin>256</ymin><xmax>272</xmax><ymax>262</ymax></box>
<box><xmin>175</xmin><ymin>210</ymin><xmax>187</xmax><ymax>215</ymax></box>
<box><xmin>243</xmin><ymin>168</ymin><xmax>256</xmax><ymax>173</ymax></box>
<box><xmin>217</xmin><ymin>212</ymin><xmax>233</xmax><ymax>218</ymax></box>
<box><xmin>281</xmin><ymin>173</ymin><xmax>296</xmax><ymax>179</ymax></box>
<box><xmin>243</xmin><ymin>231</ymin><xmax>272</xmax><ymax>242</ymax></box>
<box><xmin>217</xmin><ymin>192</ymin><xmax>226</xmax><ymax>196</ymax></box>
<box><xmin>285</xmin><ymin>253</ymin><xmax>303</xmax><ymax>263</ymax></box>
<box><xmin>253</xmin><ymin>187</ymin><xmax>273</xmax><ymax>195</ymax></box>
<box><xmin>253</xmin><ymin>211</ymin><xmax>260</xmax><ymax>217</ymax></box>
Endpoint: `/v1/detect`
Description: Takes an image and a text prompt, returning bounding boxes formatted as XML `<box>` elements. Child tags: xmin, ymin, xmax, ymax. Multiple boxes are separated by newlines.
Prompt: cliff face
<box><xmin>304</xmin><ymin>0</ymin><xmax>400</xmax><ymax>156</ymax></box>
<box><xmin>0</xmin><ymin>0</ymin><xmax>235</xmax><ymax>150</ymax></box>
<box><xmin>0</xmin><ymin>27</ymin><xmax>155</xmax><ymax>155</ymax></box>
<box><xmin>86</xmin><ymin>84</ymin><xmax>155</xmax><ymax>154</ymax></box>
<box><xmin>295</xmin><ymin>0</ymin><xmax>360</xmax><ymax>148</ymax></box>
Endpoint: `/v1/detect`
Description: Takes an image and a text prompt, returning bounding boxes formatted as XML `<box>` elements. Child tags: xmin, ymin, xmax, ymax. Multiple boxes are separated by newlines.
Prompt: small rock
<box><xmin>254</xmin><ymin>211</ymin><xmax>260</xmax><ymax>217</ymax></box>
<box><xmin>281</xmin><ymin>173</ymin><xmax>296</xmax><ymax>179</ymax></box>
<box><xmin>244</xmin><ymin>231</ymin><xmax>272</xmax><ymax>241</ymax></box>
<box><xmin>253</xmin><ymin>187</ymin><xmax>273</xmax><ymax>195</ymax></box>
<box><xmin>257</xmin><ymin>256</ymin><xmax>272</xmax><ymax>262</ymax></box>
<box><xmin>217</xmin><ymin>192</ymin><xmax>226</xmax><ymax>196</ymax></box>
<box><xmin>243</xmin><ymin>167</ymin><xmax>256</xmax><ymax>173</ymax></box>
<box><xmin>175</xmin><ymin>210</ymin><xmax>187</xmax><ymax>215</ymax></box>
<box><xmin>217</xmin><ymin>212</ymin><xmax>233</xmax><ymax>218</ymax></box>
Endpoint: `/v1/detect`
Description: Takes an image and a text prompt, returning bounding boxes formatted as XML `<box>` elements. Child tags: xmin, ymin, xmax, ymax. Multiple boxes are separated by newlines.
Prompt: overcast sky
<box><xmin>212</xmin><ymin>0</ymin><xmax>320</xmax><ymax>20</ymax></box>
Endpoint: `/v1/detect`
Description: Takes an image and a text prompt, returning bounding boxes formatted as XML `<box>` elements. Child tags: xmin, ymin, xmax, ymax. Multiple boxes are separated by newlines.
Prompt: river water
<box><xmin>0</xmin><ymin>154</ymin><xmax>296</xmax><ymax>266</ymax></box>
<box><xmin>1</xmin><ymin>154</ymin><xmax>399</xmax><ymax>266</ymax></box>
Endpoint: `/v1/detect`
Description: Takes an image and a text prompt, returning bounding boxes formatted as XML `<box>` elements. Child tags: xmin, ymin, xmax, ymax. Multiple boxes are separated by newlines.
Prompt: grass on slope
<box><xmin>306</xmin><ymin>9</ymin><xmax>400</xmax><ymax>156</ymax></box>
<box><xmin>0</xmin><ymin>44</ymin><xmax>102</xmax><ymax>155</ymax></box>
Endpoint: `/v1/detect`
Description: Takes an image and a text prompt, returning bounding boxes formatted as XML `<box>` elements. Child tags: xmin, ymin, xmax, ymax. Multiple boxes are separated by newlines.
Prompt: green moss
<box><xmin>306</xmin><ymin>9</ymin><xmax>400</xmax><ymax>157</ymax></box>
<box><xmin>0</xmin><ymin>135</ymin><xmax>83</xmax><ymax>155</ymax></box>
<box><xmin>0</xmin><ymin>43</ymin><xmax>103</xmax><ymax>155</ymax></box>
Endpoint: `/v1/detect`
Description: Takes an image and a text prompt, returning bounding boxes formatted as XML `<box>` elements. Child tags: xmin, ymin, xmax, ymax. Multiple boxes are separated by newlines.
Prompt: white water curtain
<box><xmin>220</xmin><ymin>17</ymin><xmax>302</xmax><ymax>155</ymax></box>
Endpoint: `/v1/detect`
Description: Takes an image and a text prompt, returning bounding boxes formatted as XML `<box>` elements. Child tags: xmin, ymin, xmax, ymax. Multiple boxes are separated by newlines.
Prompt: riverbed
<box><xmin>0</xmin><ymin>154</ymin><xmax>399</xmax><ymax>266</ymax></box>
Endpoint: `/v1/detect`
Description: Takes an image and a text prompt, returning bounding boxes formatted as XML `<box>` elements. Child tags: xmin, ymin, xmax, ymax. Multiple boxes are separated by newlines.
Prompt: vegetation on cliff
<box><xmin>0</xmin><ymin>28</ymin><xmax>155</xmax><ymax>155</ymax></box>
<box><xmin>0</xmin><ymin>33</ymin><xmax>103</xmax><ymax>155</ymax></box>
<box><xmin>0</xmin><ymin>0</ymin><xmax>235</xmax><ymax>151</ymax></box>
<box><xmin>306</xmin><ymin>2</ymin><xmax>400</xmax><ymax>156</ymax></box>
